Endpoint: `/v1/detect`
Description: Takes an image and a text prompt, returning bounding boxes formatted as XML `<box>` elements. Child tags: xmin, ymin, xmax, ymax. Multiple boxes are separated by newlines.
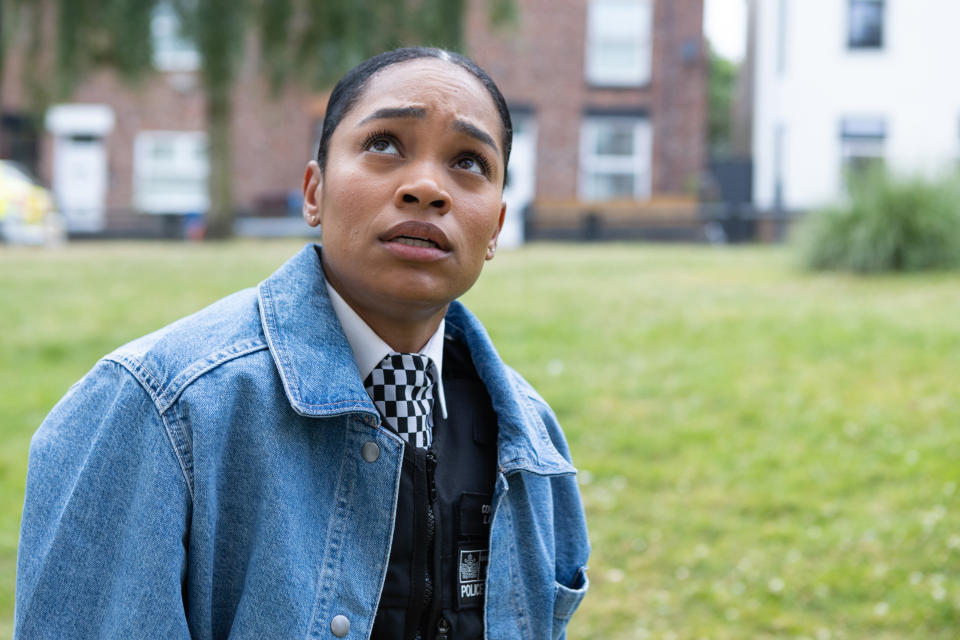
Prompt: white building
<box><xmin>752</xmin><ymin>0</ymin><xmax>960</xmax><ymax>212</ymax></box>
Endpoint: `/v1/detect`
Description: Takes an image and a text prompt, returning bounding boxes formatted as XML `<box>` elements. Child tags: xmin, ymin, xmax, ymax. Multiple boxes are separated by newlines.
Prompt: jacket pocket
<box><xmin>552</xmin><ymin>565</ymin><xmax>589</xmax><ymax>638</ymax></box>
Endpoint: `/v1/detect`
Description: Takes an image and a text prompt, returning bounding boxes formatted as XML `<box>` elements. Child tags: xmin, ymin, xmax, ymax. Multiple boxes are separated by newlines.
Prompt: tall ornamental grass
<box><xmin>795</xmin><ymin>169</ymin><xmax>960</xmax><ymax>272</ymax></box>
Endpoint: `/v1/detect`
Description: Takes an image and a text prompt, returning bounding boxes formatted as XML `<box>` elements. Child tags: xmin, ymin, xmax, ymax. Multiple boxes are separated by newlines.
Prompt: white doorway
<box><xmin>500</xmin><ymin>112</ymin><xmax>537</xmax><ymax>249</ymax></box>
<box><xmin>46</xmin><ymin>104</ymin><xmax>115</xmax><ymax>232</ymax></box>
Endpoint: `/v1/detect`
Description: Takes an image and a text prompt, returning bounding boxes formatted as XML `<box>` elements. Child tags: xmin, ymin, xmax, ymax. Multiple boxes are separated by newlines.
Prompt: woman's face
<box><xmin>303</xmin><ymin>58</ymin><xmax>506</xmax><ymax>326</ymax></box>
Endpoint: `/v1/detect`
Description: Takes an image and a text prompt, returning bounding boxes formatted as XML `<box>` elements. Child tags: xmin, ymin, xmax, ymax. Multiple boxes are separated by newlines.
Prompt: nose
<box><xmin>394</xmin><ymin>174</ymin><xmax>451</xmax><ymax>215</ymax></box>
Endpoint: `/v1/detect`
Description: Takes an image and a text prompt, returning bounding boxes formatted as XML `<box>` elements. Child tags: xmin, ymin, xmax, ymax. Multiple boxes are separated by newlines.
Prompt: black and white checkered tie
<box><xmin>364</xmin><ymin>353</ymin><xmax>436</xmax><ymax>449</ymax></box>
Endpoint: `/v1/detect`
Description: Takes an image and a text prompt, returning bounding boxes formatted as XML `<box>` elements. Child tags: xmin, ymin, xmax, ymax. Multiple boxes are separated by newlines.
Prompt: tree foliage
<box><xmin>54</xmin><ymin>0</ymin><xmax>155</xmax><ymax>94</ymax></box>
<box><xmin>707</xmin><ymin>45</ymin><xmax>737</xmax><ymax>157</ymax></box>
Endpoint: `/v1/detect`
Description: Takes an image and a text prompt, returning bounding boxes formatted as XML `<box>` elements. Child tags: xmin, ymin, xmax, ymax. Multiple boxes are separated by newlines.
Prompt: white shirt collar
<box><xmin>325</xmin><ymin>280</ymin><xmax>448</xmax><ymax>419</ymax></box>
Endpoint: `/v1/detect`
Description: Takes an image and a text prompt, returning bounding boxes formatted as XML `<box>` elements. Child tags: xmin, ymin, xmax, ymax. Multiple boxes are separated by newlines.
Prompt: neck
<box><xmin>356</xmin><ymin>304</ymin><xmax>446</xmax><ymax>353</ymax></box>
<box><xmin>323</xmin><ymin>267</ymin><xmax>447</xmax><ymax>353</ymax></box>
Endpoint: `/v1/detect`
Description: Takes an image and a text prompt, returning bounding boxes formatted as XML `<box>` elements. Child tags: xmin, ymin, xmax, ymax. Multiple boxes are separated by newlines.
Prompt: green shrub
<box><xmin>795</xmin><ymin>169</ymin><xmax>960</xmax><ymax>272</ymax></box>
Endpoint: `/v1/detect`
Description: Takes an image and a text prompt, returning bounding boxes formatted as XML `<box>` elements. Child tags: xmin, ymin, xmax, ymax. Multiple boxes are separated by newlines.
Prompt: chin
<box><xmin>379</xmin><ymin>271</ymin><xmax>467</xmax><ymax>305</ymax></box>
<box><xmin>385</xmin><ymin>284</ymin><xmax>457</xmax><ymax>310</ymax></box>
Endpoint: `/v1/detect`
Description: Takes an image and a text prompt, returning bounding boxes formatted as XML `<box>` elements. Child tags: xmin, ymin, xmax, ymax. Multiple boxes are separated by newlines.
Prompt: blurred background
<box><xmin>2</xmin><ymin>1</ymin><xmax>960</xmax><ymax>638</ymax></box>
<box><xmin>3</xmin><ymin>0</ymin><xmax>956</xmax><ymax>246</ymax></box>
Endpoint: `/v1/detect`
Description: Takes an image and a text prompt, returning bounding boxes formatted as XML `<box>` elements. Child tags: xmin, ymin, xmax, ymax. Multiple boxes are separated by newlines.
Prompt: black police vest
<box><xmin>371</xmin><ymin>333</ymin><xmax>499</xmax><ymax>640</ymax></box>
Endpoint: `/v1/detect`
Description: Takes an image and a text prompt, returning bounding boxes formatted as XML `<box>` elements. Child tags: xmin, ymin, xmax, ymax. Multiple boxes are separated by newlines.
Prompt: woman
<box><xmin>15</xmin><ymin>48</ymin><xmax>589</xmax><ymax>640</ymax></box>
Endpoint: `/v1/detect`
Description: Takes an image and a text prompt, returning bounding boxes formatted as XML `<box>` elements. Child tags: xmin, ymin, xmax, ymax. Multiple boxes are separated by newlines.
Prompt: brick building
<box><xmin>0</xmin><ymin>0</ymin><xmax>706</xmax><ymax>240</ymax></box>
<box><xmin>0</xmin><ymin>3</ymin><xmax>323</xmax><ymax>235</ymax></box>
<box><xmin>470</xmin><ymin>0</ymin><xmax>707</xmax><ymax>241</ymax></box>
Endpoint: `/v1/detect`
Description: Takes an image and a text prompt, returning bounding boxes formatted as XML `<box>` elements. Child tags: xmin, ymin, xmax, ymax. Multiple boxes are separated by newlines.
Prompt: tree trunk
<box><xmin>204</xmin><ymin>86</ymin><xmax>233</xmax><ymax>239</ymax></box>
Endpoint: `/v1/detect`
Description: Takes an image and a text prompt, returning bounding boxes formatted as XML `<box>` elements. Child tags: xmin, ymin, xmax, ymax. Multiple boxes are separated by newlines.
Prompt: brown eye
<box><xmin>455</xmin><ymin>155</ymin><xmax>487</xmax><ymax>176</ymax></box>
<box><xmin>364</xmin><ymin>135</ymin><xmax>399</xmax><ymax>156</ymax></box>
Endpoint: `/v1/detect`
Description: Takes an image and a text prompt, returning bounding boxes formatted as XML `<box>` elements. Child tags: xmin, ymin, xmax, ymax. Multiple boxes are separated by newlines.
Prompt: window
<box><xmin>848</xmin><ymin>0</ymin><xmax>884</xmax><ymax>49</ymax></box>
<box><xmin>579</xmin><ymin>115</ymin><xmax>652</xmax><ymax>200</ymax></box>
<box><xmin>151</xmin><ymin>2</ymin><xmax>200</xmax><ymax>71</ymax></box>
<box><xmin>585</xmin><ymin>0</ymin><xmax>653</xmax><ymax>87</ymax></box>
<box><xmin>133</xmin><ymin>131</ymin><xmax>209</xmax><ymax>214</ymax></box>
<box><xmin>840</xmin><ymin>116</ymin><xmax>886</xmax><ymax>182</ymax></box>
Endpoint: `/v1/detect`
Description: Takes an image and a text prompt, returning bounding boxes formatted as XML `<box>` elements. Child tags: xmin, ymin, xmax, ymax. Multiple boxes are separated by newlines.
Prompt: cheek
<box><xmin>323</xmin><ymin>167</ymin><xmax>391</xmax><ymax>231</ymax></box>
<box><xmin>327</xmin><ymin>167</ymin><xmax>366</xmax><ymax>206</ymax></box>
<box><xmin>459</xmin><ymin>193</ymin><xmax>503</xmax><ymax>244</ymax></box>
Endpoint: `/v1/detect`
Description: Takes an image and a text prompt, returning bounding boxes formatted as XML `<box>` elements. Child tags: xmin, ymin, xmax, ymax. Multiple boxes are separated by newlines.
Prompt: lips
<box><xmin>380</xmin><ymin>220</ymin><xmax>452</xmax><ymax>252</ymax></box>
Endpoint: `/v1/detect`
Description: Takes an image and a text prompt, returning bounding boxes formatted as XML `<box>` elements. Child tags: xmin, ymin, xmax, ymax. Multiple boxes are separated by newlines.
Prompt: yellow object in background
<box><xmin>0</xmin><ymin>160</ymin><xmax>63</xmax><ymax>245</ymax></box>
<box><xmin>0</xmin><ymin>161</ymin><xmax>53</xmax><ymax>224</ymax></box>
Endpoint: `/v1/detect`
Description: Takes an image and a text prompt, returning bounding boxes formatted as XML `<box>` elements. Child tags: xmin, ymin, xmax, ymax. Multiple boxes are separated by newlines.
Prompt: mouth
<box><xmin>380</xmin><ymin>220</ymin><xmax>452</xmax><ymax>252</ymax></box>
<box><xmin>393</xmin><ymin>236</ymin><xmax>440</xmax><ymax>249</ymax></box>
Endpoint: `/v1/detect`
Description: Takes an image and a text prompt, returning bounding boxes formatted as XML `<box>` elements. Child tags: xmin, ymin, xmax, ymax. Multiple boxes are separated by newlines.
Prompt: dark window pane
<box><xmin>849</xmin><ymin>0</ymin><xmax>884</xmax><ymax>48</ymax></box>
<box><xmin>841</xmin><ymin>117</ymin><xmax>886</xmax><ymax>139</ymax></box>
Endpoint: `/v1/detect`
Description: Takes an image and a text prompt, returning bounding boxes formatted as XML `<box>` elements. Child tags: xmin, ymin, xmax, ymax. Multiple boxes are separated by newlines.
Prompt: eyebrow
<box><xmin>357</xmin><ymin>107</ymin><xmax>426</xmax><ymax>125</ymax></box>
<box><xmin>356</xmin><ymin>106</ymin><xmax>499</xmax><ymax>154</ymax></box>
<box><xmin>452</xmin><ymin>119</ymin><xmax>498</xmax><ymax>153</ymax></box>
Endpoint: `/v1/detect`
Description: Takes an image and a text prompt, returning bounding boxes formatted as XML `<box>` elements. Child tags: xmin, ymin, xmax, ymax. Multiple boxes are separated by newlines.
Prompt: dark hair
<box><xmin>316</xmin><ymin>47</ymin><xmax>513</xmax><ymax>184</ymax></box>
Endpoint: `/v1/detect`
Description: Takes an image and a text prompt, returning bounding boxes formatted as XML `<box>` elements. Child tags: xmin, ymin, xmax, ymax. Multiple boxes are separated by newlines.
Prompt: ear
<box><xmin>485</xmin><ymin>202</ymin><xmax>507</xmax><ymax>261</ymax></box>
<box><xmin>302</xmin><ymin>160</ymin><xmax>323</xmax><ymax>227</ymax></box>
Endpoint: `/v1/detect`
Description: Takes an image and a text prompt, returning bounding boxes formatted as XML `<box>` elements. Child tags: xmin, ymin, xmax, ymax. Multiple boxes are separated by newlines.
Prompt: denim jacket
<box><xmin>16</xmin><ymin>244</ymin><xmax>590</xmax><ymax>640</ymax></box>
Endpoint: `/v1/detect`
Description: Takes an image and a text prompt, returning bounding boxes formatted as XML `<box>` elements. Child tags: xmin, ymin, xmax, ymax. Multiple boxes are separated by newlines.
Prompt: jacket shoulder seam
<box><xmin>108</xmin><ymin>338</ymin><xmax>270</xmax><ymax>413</ymax></box>
<box><xmin>106</xmin><ymin>339</ymin><xmax>270</xmax><ymax>499</ymax></box>
<box><xmin>163</xmin><ymin>338</ymin><xmax>269</xmax><ymax>411</ymax></box>
<box><xmin>100</xmin><ymin>355</ymin><xmax>195</xmax><ymax>499</ymax></box>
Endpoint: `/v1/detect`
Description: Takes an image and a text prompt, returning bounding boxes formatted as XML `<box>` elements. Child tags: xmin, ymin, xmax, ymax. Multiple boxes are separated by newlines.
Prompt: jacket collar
<box><xmin>258</xmin><ymin>244</ymin><xmax>575</xmax><ymax>477</ymax></box>
<box><xmin>258</xmin><ymin>244</ymin><xmax>378</xmax><ymax>420</ymax></box>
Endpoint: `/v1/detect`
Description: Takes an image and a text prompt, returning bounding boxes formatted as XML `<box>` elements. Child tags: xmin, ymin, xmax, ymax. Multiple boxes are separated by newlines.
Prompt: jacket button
<box><xmin>361</xmin><ymin>441</ymin><xmax>380</xmax><ymax>463</ymax></box>
<box><xmin>330</xmin><ymin>614</ymin><xmax>350</xmax><ymax>637</ymax></box>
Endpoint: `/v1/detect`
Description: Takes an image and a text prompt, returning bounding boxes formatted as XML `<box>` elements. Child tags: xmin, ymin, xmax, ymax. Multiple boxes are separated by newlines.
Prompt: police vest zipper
<box><xmin>423</xmin><ymin>450</ymin><xmax>439</xmax><ymax>636</ymax></box>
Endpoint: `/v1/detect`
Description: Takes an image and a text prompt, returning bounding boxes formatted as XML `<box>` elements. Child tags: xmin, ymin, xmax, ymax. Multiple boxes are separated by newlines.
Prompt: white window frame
<box><xmin>585</xmin><ymin>0</ymin><xmax>653</xmax><ymax>87</ymax></box>
<box><xmin>151</xmin><ymin>2</ymin><xmax>201</xmax><ymax>72</ymax></box>
<box><xmin>579</xmin><ymin>115</ymin><xmax>652</xmax><ymax>201</ymax></box>
<box><xmin>133</xmin><ymin>131</ymin><xmax>209</xmax><ymax>214</ymax></box>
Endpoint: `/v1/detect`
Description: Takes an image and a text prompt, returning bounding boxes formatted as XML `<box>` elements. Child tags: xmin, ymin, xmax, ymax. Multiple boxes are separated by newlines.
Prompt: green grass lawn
<box><xmin>2</xmin><ymin>240</ymin><xmax>959</xmax><ymax>639</ymax></box>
